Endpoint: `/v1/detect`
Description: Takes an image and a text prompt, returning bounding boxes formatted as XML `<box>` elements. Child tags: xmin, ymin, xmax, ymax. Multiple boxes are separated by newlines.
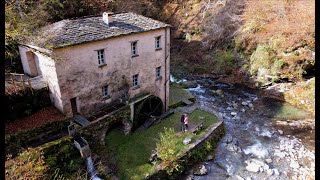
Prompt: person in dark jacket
<box><xmin>181</xmin><ymin>113</ymin><xmax>185</xmax><ymax>132</ymax></box>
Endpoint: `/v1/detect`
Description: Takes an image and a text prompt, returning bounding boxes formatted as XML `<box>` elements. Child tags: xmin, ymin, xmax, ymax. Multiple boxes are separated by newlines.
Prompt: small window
<box><xmin>131</xmin><ymin>41</ymin><xmax>138</xmax><ymax>56</ymax></box>
<box><xmin>97</xmin><ymin>49</ymin><xmax>105</xmax><ymax>65</ymax></box>
<box><xmin>102</xmin><ymin>85</ymin><xmax>108</xmax><ymax>97</ymax></box>
<box><xmin>132</xmin><ymin>74</ymin><xmax>139</xmax><ymax>87</ymax></box>
<box><xmin>156</xmin><ymin>66</ymin><xmax>161</xmax><ymax>78</ymax></box>
<box><xmin>155</xmin><ymin>36</ymin><xmax>161</xmax><ymax>49</ymax></box>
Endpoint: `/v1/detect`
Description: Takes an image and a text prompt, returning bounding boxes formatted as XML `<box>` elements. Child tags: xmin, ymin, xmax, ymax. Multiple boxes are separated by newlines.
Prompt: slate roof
<box><xmin>27</xmin><ymin>12</ymin><xmax>170</xmax><ymax>49</ymax></box>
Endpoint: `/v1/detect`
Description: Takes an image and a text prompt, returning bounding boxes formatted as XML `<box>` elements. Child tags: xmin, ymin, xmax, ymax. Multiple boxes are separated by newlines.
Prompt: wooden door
<box><xmin>70</xmin><ymin>97</ymin><xmax>78</xmax><ymax>115</ymax></box>
<box><xmin>26</xmin><ymin>51</ymin><xmax>38</xmax><ymax>77</ymax></box>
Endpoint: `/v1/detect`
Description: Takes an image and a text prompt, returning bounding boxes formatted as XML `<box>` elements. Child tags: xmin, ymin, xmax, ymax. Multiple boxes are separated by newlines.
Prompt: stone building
<box><xmin>18</xmin><ymin>12</ymin><xmax>171</xmax><ymax>117</ymax></box>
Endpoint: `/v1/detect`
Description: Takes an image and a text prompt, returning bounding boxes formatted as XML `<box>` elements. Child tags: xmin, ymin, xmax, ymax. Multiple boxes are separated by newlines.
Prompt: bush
<box><xmin>5</xmin><ymin>148</ymin><xmax>48</xmax><ymax>179</ymax></box>
<box><xmin>5</xmin><ymin>136</ymin><xmax>85</xmax><ymax>179</ymax></box>
<box><xmin>156</xmin><ymin>127</ymin><xmax>180</xmax><ymax>163</ymax></box>
<box><xmin>213</xmin><ymin>49</ymin><xmax>235</xmax><ymax>74</ymax></box>
<box><xmin>41</xmin><ymin>137</ymin><xmax>84</xmax><ymax>177</ymax></box>
<box><xmin>249</xmin><ymin>44</ymin><xmax>274</xmax><ymax>75</ymax></box>
<box><xmin>156</xmin><ymin>127</ymin><xmax>185</xmax><ymax>175</ymax></box>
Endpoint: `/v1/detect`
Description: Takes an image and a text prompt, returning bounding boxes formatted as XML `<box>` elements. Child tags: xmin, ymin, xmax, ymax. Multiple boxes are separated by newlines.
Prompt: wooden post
<box><xmin>28</xmin><ymin>79</ymin><xmax>34</xmax><ymax>95</ymax></box>
<box><xmin>20</xmin><ymin>75</ymin><xmax>26</xmax><ymax>91</ymax></box>
<box><xmin>11</xmin><ymin>74</ymin><xmax>17</xmax><ymax>93</ymax></box>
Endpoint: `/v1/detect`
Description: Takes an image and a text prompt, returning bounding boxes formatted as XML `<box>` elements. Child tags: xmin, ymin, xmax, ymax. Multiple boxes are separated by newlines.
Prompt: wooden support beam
<box><xmin>11</xmin><ymin>74</ymin><xmax>17</xmax><ymax>93</ymax></box>
<box><xmin>28</xmin><ymin>79</ymin><xmax>34</xmax><ymax>95</ymax></box>
<box><xmin>20</xmin><ymin>75</ymin><xmax>26</xmax><ymax>90</ymax></box>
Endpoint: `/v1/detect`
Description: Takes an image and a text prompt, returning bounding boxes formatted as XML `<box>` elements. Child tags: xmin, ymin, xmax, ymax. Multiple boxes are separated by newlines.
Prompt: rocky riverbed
<box><xmin>175</xmin><ymin>77</ymin><xmax>315</xmax><ymax>180</ymax></box>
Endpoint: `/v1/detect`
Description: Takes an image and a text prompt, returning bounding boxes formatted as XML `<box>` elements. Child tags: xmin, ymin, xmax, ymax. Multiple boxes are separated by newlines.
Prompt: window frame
<box><xmin>156</xmin><ymin>66</ymin><xmax>161</xmax><ymax>79</ymax></box>
<box><xmin>132</xmin><ymin>74</ymin><xmax>139</xmax><ymax>87</ymax></box>
<box><xmin>131</xmin><ymin>41</ymin><xmax>138</xmax><ymax>56</ymax></box>
<box><xmin>96</xmin><ymin>49</ymin><xmax>105</xmax><ymax>65</ymax></box>
<box><xmin>102</xmin><ymin>84</ymin><xmax>109</xmax><ymax>97</ymax></box>
<box><xmin>155</xmin><ymin>36</ymin><xmax>161</xmax><ymax>49</ymax></box>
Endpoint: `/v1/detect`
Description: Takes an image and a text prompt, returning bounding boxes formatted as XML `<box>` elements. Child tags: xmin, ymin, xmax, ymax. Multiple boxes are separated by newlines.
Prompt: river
<box><xmin>176</xmin><ymin>76</ymin><xmax>315</xmax><ymax>180</ymax></box>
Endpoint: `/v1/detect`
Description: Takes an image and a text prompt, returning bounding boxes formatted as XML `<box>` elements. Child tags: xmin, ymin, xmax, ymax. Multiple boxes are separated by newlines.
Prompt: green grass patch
<box><xmin>103</xmin><ymin>109</ymin><xmax>217</xmax><ymax>179</ymax></box>
<box><xmin>169</xmin><ymin>83</ymin><xmax>194</xmax><ymax>107</ymax></box>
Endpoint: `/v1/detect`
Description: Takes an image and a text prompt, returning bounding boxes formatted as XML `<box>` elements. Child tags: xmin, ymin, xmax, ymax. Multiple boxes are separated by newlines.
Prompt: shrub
<box><xmin>249</xmin><ymin>44</ymin><xmax>274</xmax><ymax>75</ymax></box>
<box><xmin>5</xmin><ymin>136</ymin><xmax>85</xmax><ymax>179</ymax></box>
<box><xmin>156</xmin><ymin>127</ymin><xmax>180</xmax><ymax>162</ymax></box>
<box><xmin>213</xmin><ymin>49</ymin><xmax>235</xmax><ymax>74</ymax></box>
<box><xmin>156</xmin><ymin>127</ymin><xmax>186</xmax><ymax>175</ymax></box>
<box><xmin>5</xmin><ymin>148</ymin><xmax>48</xmax><ymax>179</ymax></box>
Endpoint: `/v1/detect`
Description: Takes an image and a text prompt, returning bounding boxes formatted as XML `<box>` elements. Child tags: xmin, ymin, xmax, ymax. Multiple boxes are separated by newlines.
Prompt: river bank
<box><xmin>172</xmin><ymin>75</ymin><xmax>315</xmax><ymax>180</ymax></box>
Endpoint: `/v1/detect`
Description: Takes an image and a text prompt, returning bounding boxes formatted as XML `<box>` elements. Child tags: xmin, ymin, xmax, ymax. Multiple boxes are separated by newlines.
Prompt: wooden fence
<box><xmin>5</xmin><ymin>73</ymin><xmax>47</xmax><ymax>95</ymax></box>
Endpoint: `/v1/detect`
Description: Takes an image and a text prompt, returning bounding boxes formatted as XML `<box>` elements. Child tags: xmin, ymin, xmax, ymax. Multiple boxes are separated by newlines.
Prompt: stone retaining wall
<box><xmin>147</xmin><ymin>116</ymin><xmax>225</xmax><ymax>179</ymax></box>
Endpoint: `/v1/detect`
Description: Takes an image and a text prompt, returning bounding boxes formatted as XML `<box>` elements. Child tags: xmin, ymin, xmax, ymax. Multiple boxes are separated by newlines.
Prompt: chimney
<box><xmin>103</xmin><ymin>12</ymin><xmax>113</xmax><ymax>25</ymax></box>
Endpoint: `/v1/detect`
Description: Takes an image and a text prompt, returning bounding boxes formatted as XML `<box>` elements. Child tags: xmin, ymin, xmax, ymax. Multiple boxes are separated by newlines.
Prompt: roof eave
<box><xmin>52</xmin><ymin>26</ymin><xmax>171</xmax><ymax>49</ymax></box>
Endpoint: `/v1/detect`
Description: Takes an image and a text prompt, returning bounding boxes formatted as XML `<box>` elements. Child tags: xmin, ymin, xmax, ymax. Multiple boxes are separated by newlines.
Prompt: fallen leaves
<box><xmin>5</xmin><ymin>106</ymin><xmax>66</xmax><ymax>135</ymax></box>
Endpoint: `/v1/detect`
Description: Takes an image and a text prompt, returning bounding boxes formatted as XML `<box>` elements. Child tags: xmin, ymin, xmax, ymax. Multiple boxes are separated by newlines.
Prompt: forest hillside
<box><xmin>5</xmin><ymin>0</ymin><xmax>315</xmax><ymax>113</ymax></box>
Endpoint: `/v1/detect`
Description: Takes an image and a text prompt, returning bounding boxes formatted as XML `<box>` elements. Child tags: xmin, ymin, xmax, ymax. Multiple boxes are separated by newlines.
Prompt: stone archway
<box><xmin>133</xmin><ymin>95</ymin><xmax>163</xmax><ymax>130</ymax></box>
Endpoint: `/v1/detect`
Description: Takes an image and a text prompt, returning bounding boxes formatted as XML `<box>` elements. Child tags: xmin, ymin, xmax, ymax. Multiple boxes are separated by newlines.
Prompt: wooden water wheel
<box><xmin>134</xmin><ymin>95</ymin><xmax>163</xmax><ymax>129</ymax></box>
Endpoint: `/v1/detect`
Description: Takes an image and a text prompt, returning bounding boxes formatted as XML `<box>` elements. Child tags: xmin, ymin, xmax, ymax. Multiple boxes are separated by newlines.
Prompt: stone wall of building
<box><xmin>53</xmin><ymin>28</ymin><xmax>170</xmax><ymax>116</ymax></box>
<box><xmin>18</xmin><ymin>46</ymin><xmax>64</xmax><ymax>112</ymax></box>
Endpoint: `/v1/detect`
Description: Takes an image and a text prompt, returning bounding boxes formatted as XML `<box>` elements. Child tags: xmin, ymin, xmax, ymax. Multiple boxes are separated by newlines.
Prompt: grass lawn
<box><xmin>169</xmin><ymin>83</ymin><xmax>195</xmax><ymax>107</ymax></box>
<box><xmin>103</xmin><ymin>109</ymin><xmax>217</xmax><ymax>180</ymax></box>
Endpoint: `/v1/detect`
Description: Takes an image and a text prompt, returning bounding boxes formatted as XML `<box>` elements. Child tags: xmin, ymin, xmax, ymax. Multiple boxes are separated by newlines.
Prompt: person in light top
<box><xmin>184</xmin><ymin>113</ymin><xmax>189</xmax><ymax>132</ymax></box>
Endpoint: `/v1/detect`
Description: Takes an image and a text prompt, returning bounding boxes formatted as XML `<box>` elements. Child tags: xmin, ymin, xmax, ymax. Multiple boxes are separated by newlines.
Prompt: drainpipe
<box><xmin>164</xmin><ymin>27</ymin><xmax>167</xmax><ymax>112</ymax></box>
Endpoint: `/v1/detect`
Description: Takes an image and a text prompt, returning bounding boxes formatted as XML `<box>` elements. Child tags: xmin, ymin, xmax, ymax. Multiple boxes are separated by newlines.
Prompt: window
<box><xmin>97</xmin><ymin>49</ymin><xmax>105</xmax><ymax>65</ymax></box>
<box><xmin>155</xmin><ymin>36</ymin><xmax>161</xmax><ymax>49</ymax></box>
<box><xmin>102</xmin><ymin>85</ymin><xmax>108</xmax><ymax>97</ymax></box>
<box><xmin>156</xmin><ymin>66</ymin><xmax>161</xmax><ymax>78</ymax></box>
<box><xmin>132</xmin><ymin>74</ymin><xmax>139</xmax><ymax>87</ymax></box>
<box><xmin>131</xmin><ymin>41</ymin><xmax>138</xmax><ymax>56</ymax></box>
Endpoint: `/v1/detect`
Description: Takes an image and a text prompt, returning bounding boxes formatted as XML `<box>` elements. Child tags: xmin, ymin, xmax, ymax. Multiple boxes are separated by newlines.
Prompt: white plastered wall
<box><xmin>53</xmin><ymin>28</ymin><xmax>170</xmax><ymax>116</ymax></box>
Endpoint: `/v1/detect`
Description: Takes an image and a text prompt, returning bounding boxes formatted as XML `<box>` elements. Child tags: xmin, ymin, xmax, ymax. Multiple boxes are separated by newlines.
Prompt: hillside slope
<box><xmin>5</xmin><ymin>0</ymin><xmax>314</xmax><ymax>113</ymax></box>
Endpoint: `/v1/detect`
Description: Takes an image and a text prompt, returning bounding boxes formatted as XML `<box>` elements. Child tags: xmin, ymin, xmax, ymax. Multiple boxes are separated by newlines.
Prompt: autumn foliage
<box><xmin>235</xmin><ymin>0</ymin><xmax>315</xmax><ymax>81</ymax></box>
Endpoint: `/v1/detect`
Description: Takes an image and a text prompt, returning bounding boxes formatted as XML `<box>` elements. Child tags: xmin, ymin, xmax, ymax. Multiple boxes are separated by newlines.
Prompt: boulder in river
<box><xmin>234</xmin><ymin>175</ymin><xmax>244</xmax><ymax>180</ymax></box>
<box><xmin>233</xmin><ymin>102</ymin><xmax>239</xmax><ymax>109</ymax></box>
<box><xmin>245</xmin><ymin>163</ymin><xmax>260</xmax><ymax>172</ymax></box>
<box><xmin>265</xmin><ymin>158</ymin><xmax>273</xmax><ymax>164</ymax></box>
<box><xmin>206</xmin><ymin>155</ymin><xmax>214</xmax><ymax>161</ymax></box>
<box><xmin>290</xmin><ymin>160</ymin><xmax>300</xmax><ymax>169</ymax></box>
<box><xmin>226</xmin><ymin>144</ymin><xmax>238</xmax><ymax>152</ymax></box>
<box><xmin>185</xmin><ymin>174</ymin><xmax>194</xmax><ymax>180</ymax></box>
<box><xmin>272</xmin><ymin>168</ymin><xmax>280</xmax><ymax>176</ymax></box>
<box><xmin>214</xmin><ymin>89</ymin><xmax>224</xmax><ymax>97</ymax></box>
<box><xmin>231</xmin><ymin>112</ymin><xmax>237</xmax><ymax>116</ymax></box>
<box><xmin>222</xmin><ymin>134</ymin><xmax>233</xmax><ymax>143</ymax></box>
<box><xmin>248</xmin><ymin>103</ymin><xmax>254</xmax><ymax>108</ymax></box>
<box><xmin>266</xmin><ymin>169</ymin><xmax>273</xmax><ymax>176</ymax></box>
<box><xmin>241</xmin><ymin>102</ymin><xmax>248</xmax><ymax>106</ymax></box>
<box><xmin>193</xmin><ymin>165</ymin><xmax>208</xmax><ymax>175</ymax></box>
